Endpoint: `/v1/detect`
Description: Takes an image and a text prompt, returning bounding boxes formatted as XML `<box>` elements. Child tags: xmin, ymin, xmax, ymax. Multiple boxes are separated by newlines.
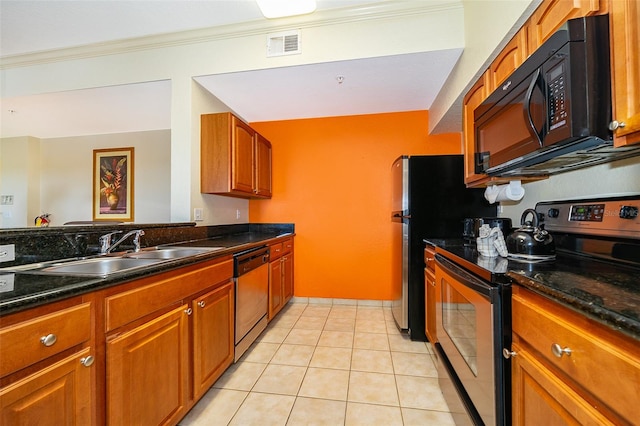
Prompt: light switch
<box><xmin>194</xmin><ymin>208</ymin><xmax>204</xmax><ymax>221</ymax></box>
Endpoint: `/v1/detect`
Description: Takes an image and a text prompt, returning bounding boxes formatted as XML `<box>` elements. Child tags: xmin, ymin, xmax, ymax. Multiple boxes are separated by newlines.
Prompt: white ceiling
<box><xmin>0</xmin><ymin>0</ymin><xmax>463</xmax><ymax>138</ymax></box>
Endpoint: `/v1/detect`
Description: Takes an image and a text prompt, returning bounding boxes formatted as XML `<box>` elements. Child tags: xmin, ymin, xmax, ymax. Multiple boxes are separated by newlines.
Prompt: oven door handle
<box><xmin>435</xmin><ymin>254</ymin><xmax>496</xmax><ymax>298</ymax></box>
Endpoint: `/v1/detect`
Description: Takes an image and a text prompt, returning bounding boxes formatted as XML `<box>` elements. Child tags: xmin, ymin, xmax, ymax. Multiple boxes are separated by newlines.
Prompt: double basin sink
<box><xmin>2</xmin><ymin>246</ymin><xmax>225</xmax><ymax>278</ymax></box>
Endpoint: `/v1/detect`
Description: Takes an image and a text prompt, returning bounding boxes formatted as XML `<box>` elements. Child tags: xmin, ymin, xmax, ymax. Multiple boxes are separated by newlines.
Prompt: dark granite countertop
<box><xmin>0</xmin><ymin>225</ymin><xmax>294</xmax><ymax>316</ymax></box>
<box><xmin>425</xmin><ymin>238</ymin><xmax>640</xmax><ymax>341</ymax></box>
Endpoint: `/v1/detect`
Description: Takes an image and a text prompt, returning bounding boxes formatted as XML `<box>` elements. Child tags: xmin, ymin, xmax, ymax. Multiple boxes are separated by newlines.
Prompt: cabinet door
<box><xmin>282</xmin><ymin>254</ymin><xmax>294</xmax><ymax>303</ymax></box>
<box><xmin>424</xmin><ymin>268</ymin><xmax>436</xmax><ymax>343</ymax></box>
<box><xmin>269</xmin><ymin>260</ymin><xmax>283</xmax><ymax>320</ymax></box>
<box><xmin>511</xmin><ymin>342</ymin><xmax>614</xmax><ymax>426</ymax></box>
<box><xmin>489</xmin><ymin>27</ymin><xmax>528</xmax><ymax>89</ymax></box>
<box><xmin>192</xmin><ymin>281</ymin><xmax>234</xmax><ymax>400</ymax></box>
<box><xmin>0</xmin><ymin>348</ymin><xmax>94</xmax><ymax>426</ymax></box>
<box><xmin>255</xmin><ymin>133</ymin><xmax>273</xmax><ymax>198</ymax></box>
<box><xmin>231</xmin><ymin>116</ymin><xmax>255</xmax><ymax>195</ymax></box>
<box><xmin>107</xmin><ymin>306</ymin><xmax>189</xmax><ymax>426</ymax></box>
<box><xmin>463</xmin><ymin>72</ymin><xmax>490</xmax><ymax>185</ymax></box>
<box><xmin>528</xmin><ymin>0</ymin><xmax>603</xmax><ymax>49</ymax></box>
<box><xmin>610</xmin><ymin>0</ymin><xmax>640</xmax><ymax>145</ymax></box>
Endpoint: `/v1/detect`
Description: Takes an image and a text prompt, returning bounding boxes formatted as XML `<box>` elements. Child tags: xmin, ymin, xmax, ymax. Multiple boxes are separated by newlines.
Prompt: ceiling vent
<box><xmin>267</xmin><ymin>30</ymin><xmax>301</xmax><ymax>57</ymax></box>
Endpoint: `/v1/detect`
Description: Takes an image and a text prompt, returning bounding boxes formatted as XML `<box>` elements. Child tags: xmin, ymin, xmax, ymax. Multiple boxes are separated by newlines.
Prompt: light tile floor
<box><xmin>180</xmin><ymin>302</ymin><xmax>455</xmax><ymax>426</ymax></box>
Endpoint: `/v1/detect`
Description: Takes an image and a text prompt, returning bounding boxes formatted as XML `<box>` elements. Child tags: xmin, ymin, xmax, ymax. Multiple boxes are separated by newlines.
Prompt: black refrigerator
<box><xmin>391</xmin><ymin>155</ymin><xmax>496</xmax><ymax>341</ymax></box>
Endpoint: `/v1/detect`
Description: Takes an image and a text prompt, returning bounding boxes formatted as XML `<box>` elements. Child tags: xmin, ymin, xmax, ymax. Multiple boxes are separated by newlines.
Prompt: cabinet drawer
<box><xmin>512</xmin><ymin>289</ymin><xmax>640</xmax><ymax>422</ymax></box>
<box><xmin>106</xmin><ymin>258</ymin><xmax>233</xmax><ymax>332</ymax></box>
<box><xmin>424</xmin><ymin>247</ymin><xmax>436</xmax><ymax>271</ymax></box>
<box><xmin>282</xmin><ymin>238</ymin><xmax>293</xmax><ymax>254</ymax></box>
<box><xmin>0</xmin><ymin>303</ymin><xmax>92</xmax><ymax>377</ymax></box>
<box><xmin>270</xmin><ymin>243</ymin><xmax>284</xmax><ymax>260</ymax></box>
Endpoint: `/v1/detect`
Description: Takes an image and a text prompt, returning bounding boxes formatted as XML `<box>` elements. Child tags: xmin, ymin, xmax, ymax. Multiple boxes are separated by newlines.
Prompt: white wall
<box><xmin>0</xmin><ymin>136</ymin><xmax>41</xmax><ymax>227</ymax></box>
<box><xmin>429</xmin><ymin>0</ymin><xmax>541</xmax><ymax>134</ymax></box>
<box><xmin>40</xmin><ymin>130</ymin><xmax>172</xmax><ymax>226</ymax></box>
<box><xmin>500</xmin><ymin>157</ymin><xmax>640</xmax><ymax>223</ymax></box>
<box><xmin>0</xmin><ymin>130</ymin><xmax>173</xmax><ymax>227</ymax></box>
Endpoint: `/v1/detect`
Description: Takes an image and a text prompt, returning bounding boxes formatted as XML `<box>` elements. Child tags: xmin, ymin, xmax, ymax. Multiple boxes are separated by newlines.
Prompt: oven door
<box><xmin>435</xmin><ymin>254</ymin><xmax>504</xmax><ymax>426</ymax></box>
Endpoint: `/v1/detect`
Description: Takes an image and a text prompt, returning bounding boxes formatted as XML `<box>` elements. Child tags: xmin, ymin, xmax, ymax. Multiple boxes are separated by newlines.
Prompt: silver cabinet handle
<box><xmin>502</xmin><ymin>348</ymin><xmax>517</xmax><ymax>359</ymax></box>
<box><xmin>551</xmin><ymin>343</ymin><xmax>572</xmax><ymax>358</ymax></box>
<box><xmin>40</xmin><ymin>334</ymin><xmax>57</xmax><ymax>347</ymax></box>
<box><xmin>184</xmin><ymin>308</ymin><xmax>193</xmax><ymax>315</ymax></box>
<box><xmin>198</xmin><ymin>301</ymin><xmax>206</xmax><ymax>308</ymax></box>
<box><xmin>609</xmin><ymin>120</ymin><xmax>626</xmax><ymax>131</ymax></box>
<box><xmin>80</xmin><ymin>356</ymin><xmax>95</xmax><ymax>367</ymax></box>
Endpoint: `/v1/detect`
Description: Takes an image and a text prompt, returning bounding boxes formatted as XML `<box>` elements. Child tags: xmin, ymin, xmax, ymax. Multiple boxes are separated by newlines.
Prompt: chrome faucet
<box><xmin>99</xmin><ymin>229</ymin><xmax>145</xmax><ymax>254</ymax></box>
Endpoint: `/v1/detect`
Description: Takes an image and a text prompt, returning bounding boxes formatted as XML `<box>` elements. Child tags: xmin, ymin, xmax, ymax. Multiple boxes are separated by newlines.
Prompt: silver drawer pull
<box><xmin>184</xmin><ymin>308</ymin><xmax>193</xmax><ymax>315</ymax></box>
<box><xmin>551</xmin><ymin>343</ymin><xmax>572</xmax><ymax>358</ymax></box>
<box><xmin>40</xmin><ymin>334</ymin><xmax>57</xmax><ymax>347</ymax></box>
<box><xmin>609</xmin><ymin>120</ymin><xmax>626</xmax><ymax>131</ymax></box>
<box><xmin>80</xmin><ymin>356</ymin><xmax>95</xmax><ymax>367</ymax></box>
<box><xmin>198</xmin><ymin>301</ymin><xmax>206</xmax><ymax>308</ymax></box>
<box><xmin>502</xmin><ymin>348</ymin><xmax>517</xmax><ymax>359</ymax></box>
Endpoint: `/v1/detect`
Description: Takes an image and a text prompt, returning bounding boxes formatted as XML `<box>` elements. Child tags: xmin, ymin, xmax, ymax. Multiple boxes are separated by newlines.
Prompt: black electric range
<box><xmin>431</xmin><ymin>195</ymin><xmax>640</xmax><ymax>339</ymax></box>
<box><xmin>426</xmin><ymin>195</ymin><xmax>640</xmax><ymax>426</ymax></box>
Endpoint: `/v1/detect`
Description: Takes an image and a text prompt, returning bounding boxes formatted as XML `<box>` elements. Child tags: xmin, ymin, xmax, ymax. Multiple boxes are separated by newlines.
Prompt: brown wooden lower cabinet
<box><xmin>107</xmin><ymin>306</ymin><xmax>190</xmax><ymax>426</ymax></box>
<box><xmin>192</xmin><ymin>281</ymin><xmax>234</xmax><ymax>400</ymax></box>
<box><xmin>0</xmin><ymin>298</ymin><xmax>95</xmax><ymax>426</ymax></box>
<box><xmin>423</xmin><ymin>246</ymin><xmax>436</xmax><ymax>343</ymax></box>
<box><xmin>2</xmin><ymin>240</ymin><xmax>292</xmax><ymax>425</ymax></box>
<box><xmin>269</xmin><ymin>238</ymin><xmax>294</xmax><ymax>320</ymax></box>
<box><xmin>0</xmin><ymin>347</ymin><xmax>94</xmax><ymax>425</ymax></box>
<box><xmin>105</xmin><ymin>263</ymin><xmax>235</xmax><ymax>426</ymax></box>
<box><xmin>511</xmin><ymin>342</ymin><xmax>614</xmax><ymax>425</ymax></box>
<box><xmin>511</xmin><ymin>286</ymin><xmax>640</xmax><ymax>425</ymax></box>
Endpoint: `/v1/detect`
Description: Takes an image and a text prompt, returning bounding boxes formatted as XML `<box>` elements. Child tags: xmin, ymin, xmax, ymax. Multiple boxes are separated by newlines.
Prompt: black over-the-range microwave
<box><xmin>474</xmin><ymin>14</ymin><xmax>640</xmax><ymax>177</ymax></box>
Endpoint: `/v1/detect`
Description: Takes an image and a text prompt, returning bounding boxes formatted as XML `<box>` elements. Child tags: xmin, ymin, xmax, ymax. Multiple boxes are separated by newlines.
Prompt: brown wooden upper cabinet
<box><xmin>609</xmin><ymin>0</ymin><xmax>640</xmax><ymax>146</ymax></box>
<box><xmin>489</xmin><ymin>26</ymin><xmax>528</xmax><ymax>90</ymax></box>
<box><xmin>462</xmin><ymin>0</ymin><xmax>639</xmax><ymax>187</ymax></box>
<box><xmin>201</xmin><ymin>112</ymin><xmax>272</xmax><ymax>198</ymax></box>
<box><xmin>528</xmin><ymin>0</ymin><xmax>604</xmax><ymax>49</ymax></box>
<box><xmin>463</xmin><ymin>72</ymin><xmax>491</xmax><ymax>186</ymax></box>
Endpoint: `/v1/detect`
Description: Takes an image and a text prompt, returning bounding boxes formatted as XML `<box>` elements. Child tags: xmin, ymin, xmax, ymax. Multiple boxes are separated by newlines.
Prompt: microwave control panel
<box><xmin>547</xmin><ymin>63</ymin><xmax>567</xmax><ymax>131</ymax></box>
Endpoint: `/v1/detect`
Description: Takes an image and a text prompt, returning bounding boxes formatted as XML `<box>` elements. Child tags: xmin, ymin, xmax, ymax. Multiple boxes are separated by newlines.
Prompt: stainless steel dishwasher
<box><xmin>233</xmin><ymin>246</ymin><xmax>270</xmax><ymax>361</ymax></box>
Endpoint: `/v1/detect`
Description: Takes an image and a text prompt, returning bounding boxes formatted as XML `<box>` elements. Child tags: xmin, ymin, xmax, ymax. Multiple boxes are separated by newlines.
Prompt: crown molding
<box><xmin>0</xmin><ymin>1</ymin><xmax>462</xmax><ymax>70</ymax></box>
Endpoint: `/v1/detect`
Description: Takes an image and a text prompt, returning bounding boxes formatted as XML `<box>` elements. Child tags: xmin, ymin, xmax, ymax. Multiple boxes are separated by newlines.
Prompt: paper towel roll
<box><xmin>484</xmin><ymin>180</ymin><xmax>525</xmax><ymax>204</ymax></box>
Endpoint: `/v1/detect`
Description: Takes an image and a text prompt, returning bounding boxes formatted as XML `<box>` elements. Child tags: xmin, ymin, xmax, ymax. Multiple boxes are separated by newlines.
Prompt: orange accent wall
<box><xmin>250</xmin><ymin>111</ymin><xmax>461</xmax><ymax>301</ymax></box>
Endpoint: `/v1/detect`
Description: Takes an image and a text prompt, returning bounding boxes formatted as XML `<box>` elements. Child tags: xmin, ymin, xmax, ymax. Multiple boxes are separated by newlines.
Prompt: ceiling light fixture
<box><xmin>256</xmin><ymin>0</ymin><xmax>317</xmax><ymax>19</ymax></box>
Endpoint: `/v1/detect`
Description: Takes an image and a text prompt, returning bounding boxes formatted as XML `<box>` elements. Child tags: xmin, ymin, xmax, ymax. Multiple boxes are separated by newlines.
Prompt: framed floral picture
<box><xmin>93</xmin><ymin>147</ymin><xmax>134</xmax><ymax>221</ymax></box>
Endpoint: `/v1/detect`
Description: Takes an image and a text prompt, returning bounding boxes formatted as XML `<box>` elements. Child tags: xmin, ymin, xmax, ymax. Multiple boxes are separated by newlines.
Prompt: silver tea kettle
<box><xmin>506</xmin><ymin>209</ymin><xmax>556</xmax><ymax>258</ymax></box>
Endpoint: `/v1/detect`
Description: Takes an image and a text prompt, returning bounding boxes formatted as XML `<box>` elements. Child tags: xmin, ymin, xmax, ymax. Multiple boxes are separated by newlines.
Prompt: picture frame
<box><xmin>93</xmin><ymin>147</ymin><xmax>134</xmax><ymax>221</ymax></box>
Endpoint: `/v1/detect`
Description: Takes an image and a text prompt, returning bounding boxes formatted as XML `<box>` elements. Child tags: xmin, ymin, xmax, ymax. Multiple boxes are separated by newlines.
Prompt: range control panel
<box><xmin>536</xmin><ymin>196</ymin><xmax>640</xmax><ymax>238</ymax></box>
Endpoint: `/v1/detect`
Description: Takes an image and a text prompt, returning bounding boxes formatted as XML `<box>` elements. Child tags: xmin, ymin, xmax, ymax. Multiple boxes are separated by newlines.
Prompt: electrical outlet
<box><xmin>0</xmin><ymin>244</ymin><xmax>16</xmax><ymax>263</ymax></box>
<box><xmin>194</xmin><ymin>208</ymin><xmax>203</xmax><ymax>221</ymax></box>
<box><xmin>0</xmin><ymin>274</ymin><xmax>15</xmax><ymax>293</ymax></box>
<box><xmin>0</xmin><ymin>195</ymin><xmax>14</xmax><ymax>205</ymax></box>
<box><xmin>236</xmin><ymin>209</ymin><xmax>241</xmax><ymax>220</ymax></box>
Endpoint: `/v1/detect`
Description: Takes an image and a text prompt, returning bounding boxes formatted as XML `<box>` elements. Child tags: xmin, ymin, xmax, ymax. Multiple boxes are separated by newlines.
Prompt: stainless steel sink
<box><xmin>0</xmin><ymin>245</ymin><xmax>226</xmax><ymax>277</ymax></box>
<box><xmin>124</xmin><ymin>246</ymin><xmax>224</xmax><ymax>260</ymax></box>
<box><xmin>38</xmin><ymin>257</ymin><xmax>164</xmax><ymax>277</ymax></box>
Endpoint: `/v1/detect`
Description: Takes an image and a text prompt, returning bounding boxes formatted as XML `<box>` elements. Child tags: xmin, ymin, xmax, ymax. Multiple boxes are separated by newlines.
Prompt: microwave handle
<box><xmin>524</xmin><ymin>68</ymin><xmax>544</xmax><ymax>147</ymax></box>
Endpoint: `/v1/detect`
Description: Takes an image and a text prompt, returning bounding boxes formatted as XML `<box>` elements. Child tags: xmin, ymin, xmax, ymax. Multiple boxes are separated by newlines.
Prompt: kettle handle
<box><xmin>520</xmin><ymin>209</ymin><xmax>539</xmax><ymax>227</ymax></box>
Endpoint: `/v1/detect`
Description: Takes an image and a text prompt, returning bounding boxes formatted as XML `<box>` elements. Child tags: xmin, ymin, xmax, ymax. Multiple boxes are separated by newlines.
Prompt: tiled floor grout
<box><xmin>180</xmin><ymin>302</ymin><xmax>455</xmax><ymax>425</ymax></box>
